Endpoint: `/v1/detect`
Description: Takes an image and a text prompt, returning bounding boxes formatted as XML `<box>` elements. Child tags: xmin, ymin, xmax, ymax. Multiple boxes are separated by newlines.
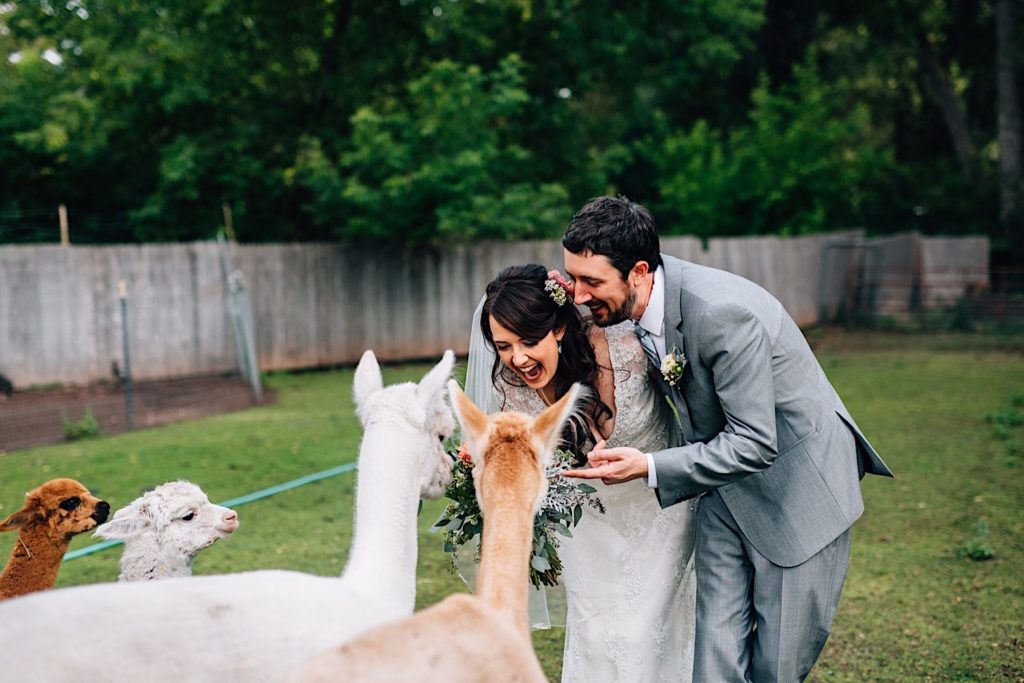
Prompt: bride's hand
<box><xmin>563</xmin><ymin>442</ymin><xmax>648</xmax><ymax>485</ymax></box>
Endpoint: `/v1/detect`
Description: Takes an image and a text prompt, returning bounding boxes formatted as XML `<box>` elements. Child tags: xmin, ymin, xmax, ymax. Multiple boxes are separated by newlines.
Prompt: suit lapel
<box><xmin>658</xmin><ymin>256</ymin><xmax>695</xmax><ymax>443</ymax></box>
<box><xmin>663</xmin><ymin>256</ymin><xmax>684</xmax><ymax>336</ymax></box>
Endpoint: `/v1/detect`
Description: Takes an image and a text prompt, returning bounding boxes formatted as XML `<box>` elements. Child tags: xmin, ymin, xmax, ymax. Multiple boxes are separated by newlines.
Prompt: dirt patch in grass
<box><xmin>0</xmin><ymin>376</ymin><xmax>271</xmax><ymax>453</ymax></box>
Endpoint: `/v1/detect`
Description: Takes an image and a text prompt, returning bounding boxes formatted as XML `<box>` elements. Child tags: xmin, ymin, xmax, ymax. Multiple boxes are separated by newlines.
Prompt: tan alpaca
<box><xmin>291</xmin><ymin>381</ymin><xmax>581</xmax><ymax>683</ymax></box>
<box><xmin>0</xmin><ymin>478</ymin><xmax>110</xmax><ymax>600</ymax></box>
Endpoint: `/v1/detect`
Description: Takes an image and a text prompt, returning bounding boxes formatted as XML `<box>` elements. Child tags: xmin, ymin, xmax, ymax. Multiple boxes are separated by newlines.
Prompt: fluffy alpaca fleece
<box><xmin>0</xmin><ymin>478</ymin><xmax>110</xmax><ymax>600</ymax></box>
<box><xmin>95</xmin><ymin>480</ymin><xmax>239</xmax><ymax>581</ymax></box>
<box><xmin>0</xmin><ymin>350</ymin><xmax>455</xmax><ymax>682</ymax></box>
<box><xmin>290</xmin><ymin>381</ymin><xmax>581</xmax><ymax>683</ymax></box>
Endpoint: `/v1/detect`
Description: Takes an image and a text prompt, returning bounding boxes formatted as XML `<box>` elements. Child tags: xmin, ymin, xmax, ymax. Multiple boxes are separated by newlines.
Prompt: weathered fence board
<box><xmin>0</xmin><ymin>231</ymin><xmax>986</xmax><ymax>387</ymax></box>
<box><xmin>920</xmin><ymin>237</ymin><xmax>990</xmax><ymax>307</ymax></box>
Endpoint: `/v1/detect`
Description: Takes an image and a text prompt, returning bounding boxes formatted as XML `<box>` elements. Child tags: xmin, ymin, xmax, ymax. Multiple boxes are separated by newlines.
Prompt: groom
<box><xmin>562</xmin><ymin>196</ymin><xmax>892</xmax><ymax>682</ymax></box>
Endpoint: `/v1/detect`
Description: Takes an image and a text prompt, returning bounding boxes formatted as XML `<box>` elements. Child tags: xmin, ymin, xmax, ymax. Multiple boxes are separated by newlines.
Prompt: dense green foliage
<box><xmin>0</xmin><ymin>1</ymin><xmax>1020</xmax><ymax>257</ymax></box>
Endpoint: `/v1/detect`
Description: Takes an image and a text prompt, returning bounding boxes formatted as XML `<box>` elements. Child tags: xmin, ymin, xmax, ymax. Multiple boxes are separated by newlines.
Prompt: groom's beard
<box><xmin>590</xmin><ymin>289</ymin><xmax>638</xmax><ymax>327</ymax></box>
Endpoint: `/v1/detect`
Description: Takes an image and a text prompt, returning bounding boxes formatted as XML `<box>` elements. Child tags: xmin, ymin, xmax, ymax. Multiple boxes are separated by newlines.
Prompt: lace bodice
<box><xmin>494</xmin><ymin>321</ymin><xmax>695</xmax><ymax>682</ymax></box>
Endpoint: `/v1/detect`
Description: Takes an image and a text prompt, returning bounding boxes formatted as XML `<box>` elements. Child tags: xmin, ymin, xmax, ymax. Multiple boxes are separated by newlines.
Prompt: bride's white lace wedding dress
<box><xmin>497</xmin><ymin>322</ymin><xmax>697</xmax><ymax>683</ymax></box>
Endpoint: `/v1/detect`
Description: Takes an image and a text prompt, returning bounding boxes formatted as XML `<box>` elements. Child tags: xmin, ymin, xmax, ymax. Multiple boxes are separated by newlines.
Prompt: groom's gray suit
<box><xmin>647</xmin><ymin>254</ymin><xmax>892</xmax><ymax>682</ymax></box>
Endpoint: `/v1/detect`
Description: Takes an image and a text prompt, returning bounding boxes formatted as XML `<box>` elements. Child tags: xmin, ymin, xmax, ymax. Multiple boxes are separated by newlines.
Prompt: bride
<box><xmin>466</xmin><ymin>263</ymin><xmax>696</xmax><ymax>682</ymax></box>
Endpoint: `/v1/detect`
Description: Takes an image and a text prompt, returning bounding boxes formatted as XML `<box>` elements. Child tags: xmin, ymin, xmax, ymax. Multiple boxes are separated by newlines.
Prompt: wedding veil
<box><xmin>464</xmin><ymin>295</ymin><xmax>498</xmax><ymax>414</ymax></box>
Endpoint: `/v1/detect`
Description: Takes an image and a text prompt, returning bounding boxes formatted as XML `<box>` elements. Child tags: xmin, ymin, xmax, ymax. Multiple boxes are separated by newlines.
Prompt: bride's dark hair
<box><xmin>481</xmin><ymin>264</ymin><xmax>612</xmax><ymax>460</ymax></box>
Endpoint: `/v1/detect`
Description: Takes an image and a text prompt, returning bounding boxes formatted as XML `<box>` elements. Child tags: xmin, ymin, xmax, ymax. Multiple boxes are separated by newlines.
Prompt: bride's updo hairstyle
<box><xmin>481</xmin><ymin>264</ymin><xmax>611</xmax><ymax>460</ymax></box>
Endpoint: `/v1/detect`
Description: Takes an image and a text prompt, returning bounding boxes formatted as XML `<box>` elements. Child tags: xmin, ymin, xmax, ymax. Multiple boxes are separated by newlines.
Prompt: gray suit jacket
<box><xmin>651</xmin><ymin>255</ymin><xmax>893</xmax><ymax>567</ymax></box>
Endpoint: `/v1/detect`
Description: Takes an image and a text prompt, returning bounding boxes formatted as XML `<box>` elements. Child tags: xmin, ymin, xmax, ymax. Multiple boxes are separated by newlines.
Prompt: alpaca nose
<box><xmin>222</xmin><ymin>510</ymin><xmax>239</xmax><ymax>531</ymax></box>
<box><xmin>92</xmin><ymin>500</ymin><xmax>111</xmax><ymax>523</ymax></box>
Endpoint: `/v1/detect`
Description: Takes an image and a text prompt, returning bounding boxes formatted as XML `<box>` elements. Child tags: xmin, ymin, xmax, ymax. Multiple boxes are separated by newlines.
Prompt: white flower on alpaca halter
<box><xmin>660</xmin><ymin>348</ymin><xmax>686</xmax><ymax>386</ymax></box>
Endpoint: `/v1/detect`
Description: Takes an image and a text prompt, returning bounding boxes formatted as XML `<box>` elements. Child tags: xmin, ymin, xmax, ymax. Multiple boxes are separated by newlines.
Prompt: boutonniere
<box><xmin>660</xmin><ymin>348</ymin><xmax>686</xmax><ymax>386</ymax></box>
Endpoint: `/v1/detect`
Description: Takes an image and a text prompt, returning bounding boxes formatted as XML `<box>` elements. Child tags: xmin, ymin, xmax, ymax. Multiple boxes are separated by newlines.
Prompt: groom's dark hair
<box><xmin>563</xmin><ymin>195</ymin><xmax>663</xmax><ymax>279</ymax></box>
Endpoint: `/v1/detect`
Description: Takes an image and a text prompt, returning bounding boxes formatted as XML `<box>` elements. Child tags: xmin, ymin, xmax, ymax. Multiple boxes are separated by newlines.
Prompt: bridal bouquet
<box><xmin>432</xmin><ymin>443</ymin><xmax>605</xmax><ymax>588</ymax></box>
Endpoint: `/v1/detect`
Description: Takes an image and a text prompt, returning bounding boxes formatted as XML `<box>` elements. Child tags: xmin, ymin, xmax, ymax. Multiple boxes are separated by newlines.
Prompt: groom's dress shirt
<box><xmin>637</xmin><ymin>266</ymin><xmax>667</xmax><ymax>489</ymax></box>
<box><xmin>637</xmin><ymin>266</ymin><xmax>667</xmax><ymax>358</ymax></box>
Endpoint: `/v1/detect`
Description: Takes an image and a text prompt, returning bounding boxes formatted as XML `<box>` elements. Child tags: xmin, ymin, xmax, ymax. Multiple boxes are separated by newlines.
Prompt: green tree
<box><xmin>1</xmin><ymin>0</ymin><xmax>1017</xmax><ymax>253</ymax></box>
<box><xmin>288</xmin><ymin>55</ymin><xmax>571</xmax><ymax>243</ymax></box>
<box><xmin>649</xmin><ymin>60</ymin><xmax>895</xmax><ymax>237</ymax></box>
<box><xmin>0</xmin><ymin>0</ymin><xmax>438</xmax><ymax>242</ymax></box>
<box><xmin>807</xmin><ymin>0</ymin><xmax>1004</xmax><ymax>239</ymax></box>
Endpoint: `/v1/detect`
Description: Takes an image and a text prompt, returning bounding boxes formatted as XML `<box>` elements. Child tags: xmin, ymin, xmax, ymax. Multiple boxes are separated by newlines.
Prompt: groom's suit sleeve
<box><xmin>652</xmin><ymin>302</ymin><xmax>779</xmax><ymax>508</ymax></box>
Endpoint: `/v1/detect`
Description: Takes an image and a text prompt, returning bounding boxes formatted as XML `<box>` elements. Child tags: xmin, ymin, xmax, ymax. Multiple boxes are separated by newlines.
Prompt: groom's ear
<box><xmin>630</xmin><ymin>260</ymin><xmax>651</xmax><ymax>282</ymax></box>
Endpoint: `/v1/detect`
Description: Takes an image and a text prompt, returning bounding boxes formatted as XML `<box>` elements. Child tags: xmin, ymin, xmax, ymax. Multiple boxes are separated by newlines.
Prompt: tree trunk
<box><xmin>316</xmin><ymin>0</ymin><xmax>356</xmax><ymax>110</ymax></box>
<box><xmin>917</xmin><ymin>30</ymin><xmax>977</xmax><ymax>180</ymax></box>
<box><xmin>996</xmin><ymin>0</ymin><xmax>1022</xmax><ymax>250</ymax></box>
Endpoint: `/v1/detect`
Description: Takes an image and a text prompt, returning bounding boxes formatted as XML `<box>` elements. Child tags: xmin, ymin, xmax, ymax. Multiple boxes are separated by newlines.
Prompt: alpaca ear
<box><xmin>417</xmin><ymin>350</ymin><xmax>454</xmax><ymax>409</ymax></box>
<box><xmin>448</xmin><ymin>379</ymin><xmax>488</xmax><ymax>449</ymax></box>
<box><xmin>353</xmin><ymin>350</ymin><xmax>384</xmax><ymax>413</ymax></box>
<box><xmin>531</xmin><ymin>383</ymin><xmax>582</xmax><ymax>456</ymax></box>
<box><xmin>0</xmin><ymin>507</ymin><xmax>38</xmax><ymax>533</ymax></box>
<box><xmin>93</xmin><ymin>503</ymin><xmax>150</xmax><ymax>540</ymax></box>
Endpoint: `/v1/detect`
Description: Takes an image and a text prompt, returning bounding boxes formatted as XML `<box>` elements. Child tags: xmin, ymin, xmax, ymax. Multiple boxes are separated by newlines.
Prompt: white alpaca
<box><xmin>290</xmin><ymin>381</ymin><xmax>581</xmax><ymax>683</ymax></box>
<box><xmin>94</xmin><ymin>480</ymin><xmax>239</xmax><ymax>581</ymax></box>
<box><xmin>0</xmin><ymin>350</ymin><xmax>455</xmax><ymax>683</ymax></box>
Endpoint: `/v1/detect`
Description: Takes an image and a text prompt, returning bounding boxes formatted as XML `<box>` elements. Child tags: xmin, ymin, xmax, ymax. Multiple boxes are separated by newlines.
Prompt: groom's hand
<box><xmin>562</xmin><ymin>440</ymin><xmax>648</xmax><ymax>485</ymax></box>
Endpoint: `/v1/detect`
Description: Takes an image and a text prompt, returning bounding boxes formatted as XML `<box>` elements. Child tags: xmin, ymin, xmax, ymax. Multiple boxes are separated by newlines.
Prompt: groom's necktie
<box><xmin>634</xmin><ymin>322</ymin><xmax>660</xmax><ymax>369</ymax></box>
<box><xmin>636</xmin><ymin>320</ymin><xmax>695</xmax><ymax>446</ymax></box>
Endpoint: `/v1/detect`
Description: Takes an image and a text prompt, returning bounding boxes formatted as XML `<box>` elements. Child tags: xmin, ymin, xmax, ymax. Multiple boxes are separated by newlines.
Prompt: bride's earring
<box><xmin>557</xmin><ymin>341</ymin><xmax>562</xmax><ymax>355</ymax></box>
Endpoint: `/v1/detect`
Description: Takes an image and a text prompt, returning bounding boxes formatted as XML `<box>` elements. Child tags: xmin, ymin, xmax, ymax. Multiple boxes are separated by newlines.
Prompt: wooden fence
<box><xmin>0</xmin><ymin>230</ymin><xmax>987</xmax><ymax>387</ymax></box>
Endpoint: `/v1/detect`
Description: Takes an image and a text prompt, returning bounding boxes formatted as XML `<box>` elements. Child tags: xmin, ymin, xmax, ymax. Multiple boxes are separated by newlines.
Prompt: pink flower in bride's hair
<box><xmin>548</xmin><ymin>270</ymin><xmax>573</xmax><ymax>299</ymax></box>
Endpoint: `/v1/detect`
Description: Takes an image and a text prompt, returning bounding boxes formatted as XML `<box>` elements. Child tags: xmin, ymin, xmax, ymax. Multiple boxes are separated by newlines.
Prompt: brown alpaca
<box><xmin>0</xmin><ymin>478</ymin><xmax>110</xmax><ymax>600</ymax></box>
<box><xmin>291</xmin><ymin>381</ymin><xmax>581</xmax><ymax>683</ymax></box>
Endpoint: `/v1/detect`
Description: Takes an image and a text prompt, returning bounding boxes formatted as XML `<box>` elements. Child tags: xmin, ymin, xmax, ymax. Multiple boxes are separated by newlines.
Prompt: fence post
<box><xmin>58</xmin><ymin>204</ymin><xmax>69</xmax><ymax>246</ymax></box>
<box><xmin>222</xmin><ymin>203</ymin><xmax>236</xmax><ymax>241</ymax></box>
<box><xmin>118</xmin><ymin>280</ymin><xmax>134</xmax><ymax>429</ymax></box>
<box><xmin>217</xmin><ymin>234</ymin><xmax>263</xmax><ymax>402</ymax></box>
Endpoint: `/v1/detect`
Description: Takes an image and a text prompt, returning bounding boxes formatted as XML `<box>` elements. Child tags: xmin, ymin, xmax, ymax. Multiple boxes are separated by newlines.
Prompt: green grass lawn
<box><xmin>1</xmin><ymin>338</ymin><xmax>1022</xmax><ymax>681</ymax></box>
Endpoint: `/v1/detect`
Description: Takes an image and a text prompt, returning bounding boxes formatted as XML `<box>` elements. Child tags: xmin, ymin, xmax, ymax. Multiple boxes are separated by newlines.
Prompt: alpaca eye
<box><xmin>59</xmin><ymin>497</ymin><xmax>80</xmax><ymax>511</ymax></box>
<box><xmin>181</xmin><ymin>512</ymin><xmax>195</xmax><ymax>521</ymax></box>
<box><xmin>438</xmin><ymin>434</ymin><xmax>445</xmax><ymax>443</ymax></box>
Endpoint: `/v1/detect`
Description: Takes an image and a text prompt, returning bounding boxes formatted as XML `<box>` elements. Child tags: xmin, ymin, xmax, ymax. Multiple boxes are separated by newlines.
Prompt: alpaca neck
<box><xmin>119</xmin><ymin>538</ymin><xmax>194</xmax><ymax>581</ymax></box>
<box><xmin>0</xmin><ymin>526</ymin><xmax>69</xmax><ymax>598</ymax></box>
<box><xmin>475</xmin><ymin>498</ymin><xmax>536</xmax><ymax>634</ymax></box>
<box><xmin>341</xmin><ymin>429</ymin><xmax>422</xmax><ymax>614</ymax></box>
